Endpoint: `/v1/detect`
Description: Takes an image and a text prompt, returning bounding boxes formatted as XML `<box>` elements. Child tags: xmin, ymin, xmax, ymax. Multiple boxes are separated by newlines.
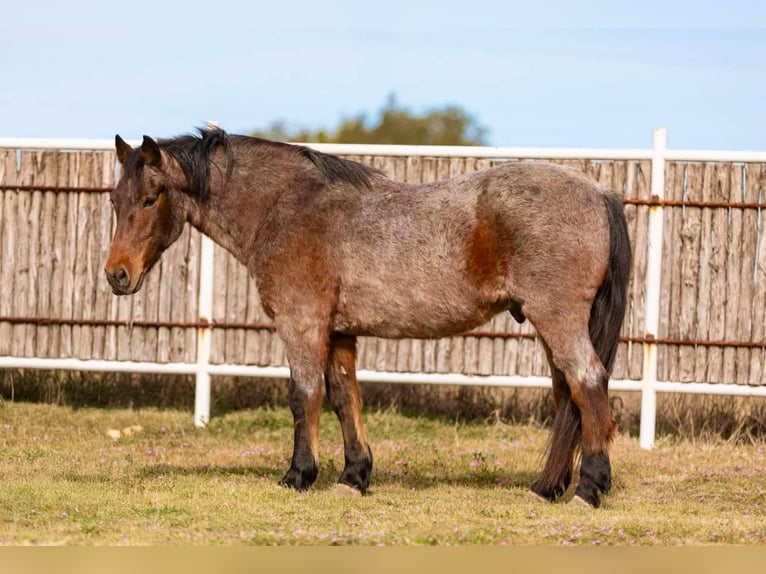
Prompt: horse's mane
<box><xmin>158</xmin><ymin>128</ymin><xmax>233</xmax><ymax>202</ymax></box>
<box><xmin>128</xmin><ymin>128</ymin><xmax>384</xmax><ymax>202</ymax></box>
<box><xmin>298</xmin><ymin>146</ymin><xmax>384</xmax><ymax>189</ymax></box>
<box><xmin>242</xmin><ymin>136</ymin><xmax>385</xmax><ymax>189</ymax></box>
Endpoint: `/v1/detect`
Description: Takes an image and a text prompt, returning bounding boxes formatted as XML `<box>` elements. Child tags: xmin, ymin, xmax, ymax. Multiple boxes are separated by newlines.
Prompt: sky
<box><xmin>2</xmin><ymin>1</ymin><xmax>766</xmax><ymax>151</ymax></box>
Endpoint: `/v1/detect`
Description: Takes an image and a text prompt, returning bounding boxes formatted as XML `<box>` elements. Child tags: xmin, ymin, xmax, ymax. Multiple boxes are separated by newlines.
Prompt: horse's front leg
<box><xmin>277</xmin><ymin>318</ymin><xmax>331</xmax><ymax>491</ymax></box>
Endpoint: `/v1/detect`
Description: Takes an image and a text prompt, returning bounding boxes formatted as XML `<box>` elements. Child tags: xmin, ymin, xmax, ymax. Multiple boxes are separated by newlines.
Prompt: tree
<box><xmin>252</xmin><ymin>95</ymin><xmax>488</xmax><ymax>146</ymax></box>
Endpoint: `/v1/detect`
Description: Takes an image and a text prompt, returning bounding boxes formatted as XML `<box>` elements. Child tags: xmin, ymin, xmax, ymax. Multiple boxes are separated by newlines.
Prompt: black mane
<box><xmin>159</xmin><ymin>128</ymin><xmax>233</xmax><ymax>202</ymax></box>
<box><xmin>298</xmin><ymin>146</ymin><xmax>383</xmax><ymax>189</ymax></box>
<box><xmin>242</xmin><ymin>136</ymin><xmax>384</xmax><ymax>189</ymax></box>
<box><xmin>125</xmin><ymin>128</ymin><xmax>383</xmax><ymax>200</ymax></box>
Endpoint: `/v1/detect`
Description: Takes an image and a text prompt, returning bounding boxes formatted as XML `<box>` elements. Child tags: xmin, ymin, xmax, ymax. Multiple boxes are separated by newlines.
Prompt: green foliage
<box><xmin>252</xmin><ymin>94</ymin><xmax>489</xmax><ymax>146</ymax></box>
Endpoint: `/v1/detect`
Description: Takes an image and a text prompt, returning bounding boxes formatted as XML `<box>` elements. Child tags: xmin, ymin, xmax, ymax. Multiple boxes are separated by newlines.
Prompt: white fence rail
<box><xmin>2</xmin><ymin>127</ymin><xmax>766</xmax><ymax>449</ymax></box>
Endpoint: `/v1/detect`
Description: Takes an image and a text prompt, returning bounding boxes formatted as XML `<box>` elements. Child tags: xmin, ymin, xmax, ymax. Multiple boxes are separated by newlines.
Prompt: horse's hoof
<box><xmin>529</xmin><ymin>480</ymin><xmax>564</xmax><ymax>503</ymax></box>
<box><xmin>278</xmin><ymin>465</ymin><xmax>318</xmax><ymax>491</ymax></box>
<box><xmin>526</xmin><ymin>489</ymin><xmax>553</xmax><ymax>504</ymax></box>
<box><xmin>331</xmin><ymin>483</ymin><xmax>363</xmax><ymax>497</ymax></box>
<box><xmin>569</xmin><ymin>494</ymin><xmax>597</xmax><ymax>509</ymax></box>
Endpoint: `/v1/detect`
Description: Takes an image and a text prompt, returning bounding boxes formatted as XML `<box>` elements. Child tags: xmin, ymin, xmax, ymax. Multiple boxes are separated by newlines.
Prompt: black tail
<box><xmin>589</xmin><ymin>191</ymin><xmax>632</xmax><ymax>374</ymax></box>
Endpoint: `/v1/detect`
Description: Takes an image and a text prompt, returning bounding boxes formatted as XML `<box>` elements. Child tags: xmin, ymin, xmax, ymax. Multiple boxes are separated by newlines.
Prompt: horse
<box><xmin>104</xmin><ymin>127</ymin><xmax>631</xmax><ymax>508</ymax></box>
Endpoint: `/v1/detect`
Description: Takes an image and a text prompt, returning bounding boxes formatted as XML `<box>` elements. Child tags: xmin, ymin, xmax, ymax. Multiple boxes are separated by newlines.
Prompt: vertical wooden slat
<box><xmin>748</xmin><ymin>165</ymin><xmax>766</xmax><ymax>385</ymax></box>
<box><xmin>25</xmin><ymin>153</ymin><xmax>44</xmax><ymax>358</ymax></box>
<box><xmin>721</xmin><ymin>166</ymin><xmax>744</xmax><ymax>383</ymax></box>
<box><xmin>93</xmin><ymin>154</ymin><xmax>115</xmax><ymax>360</ymax></box>
<box><xmin>14</xmin><ymin>152</ymin><xmax>34</xmax><ymax>357</ymax></box>
<box><xmin>83</xmin><ymin>153</ymin><xmax>107</xmax><ymax>360</ymax></box>
<box><xmin>0</xmin><ymin>150</ymin><xmax>18</xmax><ymax>355</ymax></box>
<box><xmin>735</xmin><ymin>164</ymin><xmax>757</xmax><ymax>383</ymax></box>
<box><xmin>706</xmin><ymin>164</ymin><xmax>731</xmax><ymax>383</ymax></box>
<box><xmin>57</xmin><ymin>154</ymin><xmax>75</xmax><ymax>357</ymax></box>
<box><xmin>0</xmin><ymin>153</ymin><xmax>5</xmax><ymax>355</ymax></box>
<box><xmin>693</xmin><ymin>164</ymin><xmax>716</xmax><ymax>382</ymax></box>
<box><xmin>677</xmin><ymin>163</ymin><xmax>704</xmax><ymax>382</ymax></box>
<box><xmin>629</xmin><ymin>161</ymin><xmax>651</xmax><ymax>379</ymax></box>
<box><xmin>490</xmin><ymin>313</ymin><xmax>510</xmax><ymax>376</ymax></box>
<box><xmin>70</xmin><ymin>153</ymin><xmax>89</xmax><ymax>358</ymax></box>
<box><xmin>34</xmin><ymin>152</ymin><xmax>58</xmax><ymax>358</ymax></box>
<box><xmin>662</xmin><ymin>162</ymin><xmax>686</xmax><ymax>381</ymax></box>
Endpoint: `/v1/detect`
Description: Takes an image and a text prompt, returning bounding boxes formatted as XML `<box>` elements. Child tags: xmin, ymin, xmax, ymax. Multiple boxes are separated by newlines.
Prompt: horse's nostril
<box><xmin>115</xmin><ymin>266</ymin><xmax>130</xmax><ymax>287</ymax></box>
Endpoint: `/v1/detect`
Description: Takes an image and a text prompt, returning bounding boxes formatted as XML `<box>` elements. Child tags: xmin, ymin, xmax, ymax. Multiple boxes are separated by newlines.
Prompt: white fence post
<box><xmin>193</xmin><ymin>121</ymin><xmax>219</xmax><ymax>428</ymax></box>
<box><xmin>640</xmin><ymin>127</ymin><xmax>667</xmax><ymax>449</ymax></box>
<box><xmin>195</xmin><ymin>236</ymin><xmax>215</xmax><ymax>427</ymax></box>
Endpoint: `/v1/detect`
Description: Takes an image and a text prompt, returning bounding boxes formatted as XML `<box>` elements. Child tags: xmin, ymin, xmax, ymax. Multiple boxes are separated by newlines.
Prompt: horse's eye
<box><xmin>143</xmin><ymin>197</ymin><xmax>157</xmax><ymax>208</ymax></box>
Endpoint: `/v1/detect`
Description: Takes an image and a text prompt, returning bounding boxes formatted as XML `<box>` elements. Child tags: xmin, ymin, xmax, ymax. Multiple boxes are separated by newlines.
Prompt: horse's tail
<box><xmin>589</xmin><ymin>191</ymin><xmax>631</xmax><ymax>375</ymax></box>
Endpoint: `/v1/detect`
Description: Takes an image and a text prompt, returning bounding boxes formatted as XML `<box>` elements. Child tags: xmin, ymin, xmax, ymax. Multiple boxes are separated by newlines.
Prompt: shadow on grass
<box><xmin>135</xmin><ymin>462</ymin><xmax>540</xmax><ymax>492</ymax></box>
<box><xmin>369</xmin><ymin>469</ymin><xmax>541</xmax><ymax>491</ymax></box>
<box><xmin>137</xmin><ymin>464</ymin><xmax>279</xmax><ymax>479</ymax></box>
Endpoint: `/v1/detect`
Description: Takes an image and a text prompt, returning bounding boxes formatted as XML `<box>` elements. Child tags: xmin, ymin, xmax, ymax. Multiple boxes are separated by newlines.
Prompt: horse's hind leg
<box><xmin>528</xmin><ymin>309</ymin><xmax>615</xmax><ymax>508</ymax></box>
<box><xmin>530</xmin><ymin>346</ymin><xmax>579</xmax><ymax>502</ymax></box>
<box><xmin>325</xmin><ymin>334</ymin><xmax>373</xmax><ymax>494</ymax></box>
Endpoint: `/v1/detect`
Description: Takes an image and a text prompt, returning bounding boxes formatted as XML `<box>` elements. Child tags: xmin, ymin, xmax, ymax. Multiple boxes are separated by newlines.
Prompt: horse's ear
<box><xmin>140</xmin><ymin>135</ymin><xmax>162</xmax><ymax>167</ymax></box>
<box><xmin>115</xmin><ymin>135</ymin><xmax>133</xmax><ymax>164</ymax></box>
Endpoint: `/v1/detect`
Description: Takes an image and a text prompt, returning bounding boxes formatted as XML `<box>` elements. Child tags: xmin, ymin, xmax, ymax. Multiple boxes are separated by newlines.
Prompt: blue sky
<box><xmin>2</xmin><ymin>1</ymin><xmax>765</xmax><ymax>150</ymax></box>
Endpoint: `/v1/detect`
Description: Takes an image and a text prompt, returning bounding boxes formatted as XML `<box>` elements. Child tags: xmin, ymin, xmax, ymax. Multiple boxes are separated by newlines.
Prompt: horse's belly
<box><xmin>332</xmin><ymin>279</ymin><xmax>509</xmax><ymax>339</ymax></box>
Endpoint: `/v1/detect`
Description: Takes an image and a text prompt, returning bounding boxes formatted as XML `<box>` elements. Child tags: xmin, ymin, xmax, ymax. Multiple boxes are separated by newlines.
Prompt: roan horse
<box><xmin>104</xmin><ymin>128</ymin><xmax>631</xmax><ymax>508</ymax></box>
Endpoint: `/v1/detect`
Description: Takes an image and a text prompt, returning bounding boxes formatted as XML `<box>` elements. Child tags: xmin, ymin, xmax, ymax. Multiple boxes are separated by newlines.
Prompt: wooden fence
<box><xmin>0</xmin><ymin>147</ymin><xmax>765</xmax><ymax>388</ymax></box>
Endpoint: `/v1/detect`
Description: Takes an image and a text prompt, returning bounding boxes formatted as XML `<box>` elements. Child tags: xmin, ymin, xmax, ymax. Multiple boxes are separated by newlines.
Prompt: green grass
<box><xmin>1</xmin><ymin>401</ymin><xmax>765</xmax><ymax>546</ymax></box>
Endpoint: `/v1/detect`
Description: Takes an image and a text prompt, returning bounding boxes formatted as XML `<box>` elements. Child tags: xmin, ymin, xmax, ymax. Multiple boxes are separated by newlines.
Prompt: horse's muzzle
<box><xmin>105</xmin><ymin>265</ymin><xmax>144</xmax><ymax>295</ymax></box>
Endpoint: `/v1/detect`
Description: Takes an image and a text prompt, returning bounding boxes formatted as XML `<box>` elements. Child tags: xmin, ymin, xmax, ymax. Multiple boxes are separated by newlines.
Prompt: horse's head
<box><xmin>104</xmin><ymin>135</ymin><xmax>188</xmax><ymax>295</ymax></box>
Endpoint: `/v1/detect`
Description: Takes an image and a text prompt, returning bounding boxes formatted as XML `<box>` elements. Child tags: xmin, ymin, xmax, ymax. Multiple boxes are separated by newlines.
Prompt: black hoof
<box><xmin>278</xmin><ymin>464</ymin><xmax>318</xmax><ymax>491</ymax></box>
<box><xmin>530</xmin><ymin>469</ymin><xmax>571</xmax><ymax>502</ymax></box>
<box><xmin>530</xmin><ymin>481</ymin><xmax>564</xmax><ymax>503</ymax></box>
<box><xmin>338</xmin><ymin>446</ymin><xmax>373</xmax><ymax>495</ymax></box>
<box><xmin>572</xmin><ymin>486</ymin><xmax>601</xmax><ymax>508</ymax></box>
<box><xmin>574</xmin><ymin>451</ymin><xmax>612</xmax><ymax>508</ymax></box>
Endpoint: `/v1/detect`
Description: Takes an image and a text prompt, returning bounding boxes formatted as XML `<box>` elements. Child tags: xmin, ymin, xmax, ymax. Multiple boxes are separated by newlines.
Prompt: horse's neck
<box><xmin>185</xmin><ymin>155</ymin><xmax>291</xmax><ymax>267</ymax></box>
<box><xmin>186</xmin><ymin>195</ymin><xmax>250</xmax><ymax>265</ymax></box>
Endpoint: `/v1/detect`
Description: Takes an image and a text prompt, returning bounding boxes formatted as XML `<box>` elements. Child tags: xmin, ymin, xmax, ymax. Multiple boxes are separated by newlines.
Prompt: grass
<box><xmin>1</xmin><ymin>400</ymin><xmax>765</xmax><ymax>546</ymax></box>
